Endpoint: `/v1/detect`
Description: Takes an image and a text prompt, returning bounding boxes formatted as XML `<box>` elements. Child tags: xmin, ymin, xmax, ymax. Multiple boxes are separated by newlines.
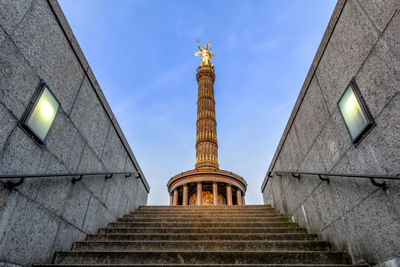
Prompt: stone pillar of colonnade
<box><xmin>226</xmin><ymin>184</ymin><xmax>232</xmax><ymax>206</ymax></box>
<box><xmin>212</xmin><ymin>182</ymin><xmax>218</xmax><ymax>205</ymax></box>
<box><xmin>182</xmin><ymin>184</ymin><xmax>189</xmax><ymax>206</ymax></box>
<box><xmin>170</xmin><ymin>194</ymin><xmax>173</xmax><ymax>206</ymax></box>
<box><xmin>196</xmin><ymin>182</ymin><xmax>202</xmax><ymax>206</ymax></box>
<box><xmin>236</xmin><ymin>189</ymin><xmax>242</xmax><ymax>205</ymax></box>
<box><xmin>173</xmin><ymin>189</ymin><xmax>178</xmax><ymax>206</ymax></box>
<box><xmin>242</xmin><ymin>194</ymin><xmax>245</xmax><ymax>205</ymax></box>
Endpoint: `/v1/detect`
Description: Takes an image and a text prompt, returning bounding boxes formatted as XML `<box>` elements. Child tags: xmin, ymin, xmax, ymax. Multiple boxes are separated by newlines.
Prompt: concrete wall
<box><xmin>0</xmin><ymin>0</ymin><xmax>149</xmax><ymax>265</ymax></box>
<box><xmin>262</xmin><ymin>1</ymin><xmax>399</xmax><ymax>266</ymax></box>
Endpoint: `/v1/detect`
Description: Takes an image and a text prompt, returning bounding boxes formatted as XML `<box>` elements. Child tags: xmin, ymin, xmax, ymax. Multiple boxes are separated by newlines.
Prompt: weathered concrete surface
<box><xmin>0</xmin><ymin>0</ymin><xmax>149</xmax><ymax>266</ymax></box>
<box><xmin>262</xmin><ymin>1</ymin><xmax>400</xmax><ymax>266</ymax></box>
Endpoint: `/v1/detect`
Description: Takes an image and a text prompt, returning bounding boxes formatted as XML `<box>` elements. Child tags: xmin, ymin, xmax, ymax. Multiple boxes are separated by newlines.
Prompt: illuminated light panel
<box><xmin>26</xmin><ymin>87</ymin><xmax>59</xmax><ymax>141</ymax></box>
<box><xmin>338</xmin><ymin>82</ymin><xmax>374</xmax><ymax>145</ymax></box>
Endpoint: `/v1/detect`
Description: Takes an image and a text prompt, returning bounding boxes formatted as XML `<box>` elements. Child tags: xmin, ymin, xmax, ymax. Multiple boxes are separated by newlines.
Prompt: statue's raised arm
<box><xmin>197</xmin><ymin>39</ymin><xmax>202</xmax><ymax>51</ymax></box>
<box><xmin>194</xmin><ymin>39</ymin><xmax>215</xmax><ymax>68</ymax></box>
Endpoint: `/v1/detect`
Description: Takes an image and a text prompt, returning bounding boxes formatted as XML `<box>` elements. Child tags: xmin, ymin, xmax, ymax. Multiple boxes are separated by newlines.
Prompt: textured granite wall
<box><xmin>0</xmin><ymin>0</ymin><xmax>149</xmax><ymax>265</ymax></box>
<box><xmin>262</xmin><ymin>1</ymin><xmax>399</xmax><ymax>266</ymax></box>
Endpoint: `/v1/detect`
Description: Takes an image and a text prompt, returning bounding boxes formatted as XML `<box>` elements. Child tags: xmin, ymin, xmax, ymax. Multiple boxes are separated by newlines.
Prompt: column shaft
<box><xmin>212</xmin><ymin>182</ymin><xmax>218</xmax><ymax>205</ymax></box>
<box><xmin>197</xmin><ymin>182</ymin><xmax>202</xmax><ymax>206</ymax></box>
<box><xmin>173</xmin><ymin>189</ymin><xmax>178</xmax><ymax>206</ymax></box>
<box><xmin>195</xmin><ymin>67</ymin><xmax>218</xmax><ymax>169</ymax></box>
<box><xmin>169</xmin><ymin>194</ymin><xmax>173</xmax><ymax>206</ymax></box>
<box><xmin>242</xmin><ymin>195</ymin><xmax>245</xmax><ymax>205</ymax></box>
<box><xmin>226</xmin><ymin>184</ymin><xmax>232</xmax><ymax>206</ymax></box>
<box><xmin>183</xmin><ymin>184</ymin><xmax>189</xmax><ymax>206</ymax></box>
<box><xmin>236</xmin><ymin>189</ymin><xmax>242</xmax><ymax>205</ymax></box>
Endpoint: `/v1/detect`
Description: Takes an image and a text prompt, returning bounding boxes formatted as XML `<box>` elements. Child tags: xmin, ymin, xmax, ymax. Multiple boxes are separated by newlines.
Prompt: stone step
<box><xmin>41</xmin><ymin>205</ymin><xmax>362</xmax><ymax>266</ymax></box>
<box><xmin>132</xmin><ymin>207</ymin><xmax>278</xmax><ymax>213</ymax></box>
<box><xmin>72</xmin><ymin>240</ymin><xmax>333</xmax><ymax>252</ymax></box>
<box><xmin>108</xmin><ymin>222</ymin><xmax>298</xmax><ymax>228</ymax></box>
<box><xmin>139</xmin><ymin>204</ymin><xmax>271</xmax><ymax>208</ymax></box>
<box><xmin>139</xmin><ymin>205</ymin><xmax>271</xmax><ymax>209</ymax></box>
<box><xmin>128</xmin><ymin>212</ymin><xmax>282</xmax><ymax>218</ymax></box>
<box><xmin>36</xmin><ymin>264</ymin><xmax>369</xmax><ymax>267</ymax></box>
<box><xmin>135</xmin><ymin>207</ymin><xmax>276</xmax><ymax>212</ymax></box>
<box><xmin>53</xmin><ymin>251</ymin><xmax>351</xmax><ymax>265</ymax></box>
<box><xmin>87</xmin><ymin>233</ymin><xmax>319</xmax><ymax>241</ymax></box>
<box><xmin>117</xmin><ymin>217</ymin><xmax>290</xmax><ymax>223</ymax></box>
<box><xmin>134</xmin><ymin>209</ymin><xmax>277</xmax><ymax>214</ymax></box>
<box><xmin>136</xmin><ymin>206</ymin><xmax>274</xmax><ymax>210</ymax></box>
<box><xmin>131</xmin><ymin>210</ymin><xmax>280</xmax><ymax>215</ymax></box>
<box><xmin>130</xmin><ymin>212</ymin><xmax>280</xmax><ymax>217</ymax></box>
<box><xmin>99</xmin><ymin>227</ymin><xmax>308</xmax><ymax>234</ymax></box>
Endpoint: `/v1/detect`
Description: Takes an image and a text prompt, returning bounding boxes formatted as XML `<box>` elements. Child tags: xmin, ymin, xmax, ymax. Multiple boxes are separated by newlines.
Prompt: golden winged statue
<box><xmin>194</xmin><ymin>39</ymin><xmax>216</xmax><ymax>68</ymax></box>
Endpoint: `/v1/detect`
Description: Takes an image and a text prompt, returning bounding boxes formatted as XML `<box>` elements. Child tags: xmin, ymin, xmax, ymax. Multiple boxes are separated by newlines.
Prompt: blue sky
<box><xmin>58</xmin><ymin>0</ymin><xmax>337</xmax><ymax>205</ymax></box>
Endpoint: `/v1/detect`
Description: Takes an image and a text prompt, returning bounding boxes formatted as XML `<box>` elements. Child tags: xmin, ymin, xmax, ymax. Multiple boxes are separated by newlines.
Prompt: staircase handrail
<box><xmin>0</xmin><ymin>171</ymin><xmax>141</xmax><ymax>189</ymax></box>
<box><xmin>262</xmin><ymin>170</ymin><xmax>400</xmax><ymax>192</ymax></box>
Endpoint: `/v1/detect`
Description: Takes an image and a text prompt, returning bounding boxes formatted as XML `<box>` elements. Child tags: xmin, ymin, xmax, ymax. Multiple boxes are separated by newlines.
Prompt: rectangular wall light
<box><xmin>338</xmin><ymin>79</ymin><xmax>374</xmax><ymax>146</ymax></box>
<box><xmin>21</xmin><ymin>82</ymin><xmax>59</xmax><ymax>144</ymax></box>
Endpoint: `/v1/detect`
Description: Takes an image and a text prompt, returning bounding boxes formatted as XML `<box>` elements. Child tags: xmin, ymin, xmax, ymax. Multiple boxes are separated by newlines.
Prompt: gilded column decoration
<box><xmin>194</xmin><ymin>39</ymin><xmax>216</xmax><ymax>68</ymax></box>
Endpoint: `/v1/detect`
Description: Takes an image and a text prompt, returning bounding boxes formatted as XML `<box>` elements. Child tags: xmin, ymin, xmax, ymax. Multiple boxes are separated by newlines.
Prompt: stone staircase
<box><xmin>37</xmin><ymin>205</ymin><xmax>366</xmax><ymax>266</ymax></box>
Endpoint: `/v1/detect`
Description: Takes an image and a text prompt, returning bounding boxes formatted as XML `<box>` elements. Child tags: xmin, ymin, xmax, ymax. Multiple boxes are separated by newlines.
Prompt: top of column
<box><xmin>194</xmin><ymin>39</ymin><xmax>216</xmax><ymax>69</ymax></box>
